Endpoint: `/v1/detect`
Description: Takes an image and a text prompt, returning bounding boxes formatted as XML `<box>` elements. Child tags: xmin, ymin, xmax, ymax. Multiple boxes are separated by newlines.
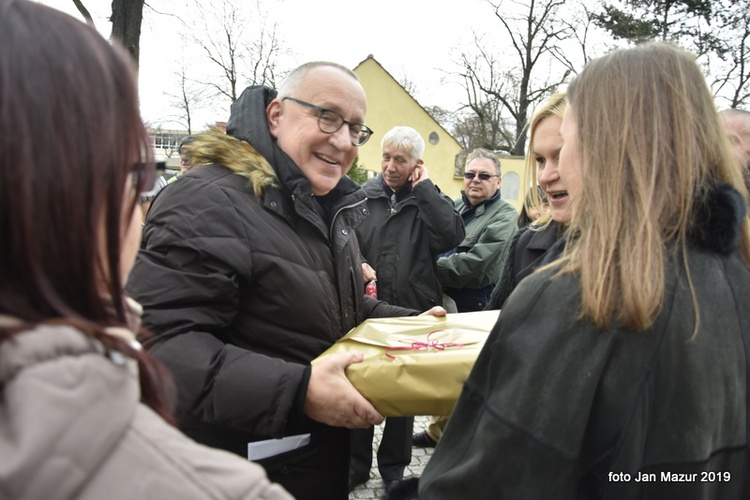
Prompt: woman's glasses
<box><xmin>131</xmin><ymin>161</ymin><xmax>156</xmax><ymax>194</ymax></box>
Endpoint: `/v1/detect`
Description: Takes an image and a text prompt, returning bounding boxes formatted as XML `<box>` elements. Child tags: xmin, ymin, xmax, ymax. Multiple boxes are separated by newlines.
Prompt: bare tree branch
<box><xmin>453</xmin><ymin>0</ymin><xmax>572</xmax><ymax>154</ymax></box>
<box><xmin>71</xmin><ymin>0</ymin><xmax>95</xmax><ymax>27</ymax></box>
<box><xmin>189</xmin><ymin>0</ymin><xmax>283</xmax><ymax>104</ymax></box>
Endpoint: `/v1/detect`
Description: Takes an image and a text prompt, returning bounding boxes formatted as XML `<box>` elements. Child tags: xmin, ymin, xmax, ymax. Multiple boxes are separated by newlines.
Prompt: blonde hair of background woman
<box><xmin>524</xmin><ymin>92</ymin><xmax>567</xmax><ymax>229</ymax></box>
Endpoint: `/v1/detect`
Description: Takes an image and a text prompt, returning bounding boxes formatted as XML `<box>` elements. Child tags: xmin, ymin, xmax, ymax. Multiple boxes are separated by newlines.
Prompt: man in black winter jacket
<box><xmin>127</xmin><ymin>62</ymin><xmax>444</xmax><ymax>500</ymax></box>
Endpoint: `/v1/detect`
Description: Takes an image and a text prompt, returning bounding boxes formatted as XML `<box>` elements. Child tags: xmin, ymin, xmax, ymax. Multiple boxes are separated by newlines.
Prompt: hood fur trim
<box><xmin>188</xmin><ymin>128</ymin><xmax>279</xmax><ymax>197</ymax></box>
<box><xmin>690</xmin><ymin>180</ymin><xmax>746</xmax><ymax>255</ymax></box>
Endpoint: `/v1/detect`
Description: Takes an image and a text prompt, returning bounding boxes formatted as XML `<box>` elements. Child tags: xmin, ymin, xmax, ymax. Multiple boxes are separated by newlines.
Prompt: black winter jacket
<box><xmin>356</xmin><ymin>175</ymin><xmax>464</xmax><ymax>310</ymax></box>
<box><xmin>487</xmin><ymin>221</ymin><xmax>563</xmax><ymax>310</ymax></box>
<box><xmin>420</xmin><ymin>182</ymin><xmax>750</xmax><ymax>499</ymax></box>
<box><xmin>127</xmin><ymin>86</ymin><xmax>414</xmax><ymax>500</ymax></box>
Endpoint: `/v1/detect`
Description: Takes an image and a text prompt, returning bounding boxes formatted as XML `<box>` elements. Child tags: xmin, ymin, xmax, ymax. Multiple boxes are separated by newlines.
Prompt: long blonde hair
<box><xmin>561</xmin><ymin>42</ymin><xmax>750</xmax><ymax>331</ymax></box>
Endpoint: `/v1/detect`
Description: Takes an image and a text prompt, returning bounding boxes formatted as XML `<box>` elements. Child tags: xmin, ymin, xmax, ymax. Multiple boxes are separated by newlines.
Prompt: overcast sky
<box><xmin>37</xmin><ymin>0</ymin><xmax>506</xmax><ymax>130</ymax></box>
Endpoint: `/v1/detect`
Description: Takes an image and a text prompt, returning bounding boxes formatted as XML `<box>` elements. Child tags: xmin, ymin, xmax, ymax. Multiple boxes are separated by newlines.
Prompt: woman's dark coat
<box><xmin>419</xmin><ymin>182</ymin><xmax>750</xmax><ymax>499</ymax></box>
<box><xmin>487</xmin><ymin>221</ymin><xmax>563</xmax><ymax>310</ymax></box>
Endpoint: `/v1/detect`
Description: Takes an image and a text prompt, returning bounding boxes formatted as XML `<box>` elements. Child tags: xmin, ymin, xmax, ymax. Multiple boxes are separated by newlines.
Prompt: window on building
<box><xmin>502</xmin><ymin>171</ymin><xmax>520</xmax><ymax>201</ymax></box>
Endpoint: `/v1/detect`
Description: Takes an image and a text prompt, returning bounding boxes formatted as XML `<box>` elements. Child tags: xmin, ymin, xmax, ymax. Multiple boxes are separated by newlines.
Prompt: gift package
<box><xmin>312</xmin><ymin>310</ymin><xmax>501</xmax><ymax>416</ymax></box>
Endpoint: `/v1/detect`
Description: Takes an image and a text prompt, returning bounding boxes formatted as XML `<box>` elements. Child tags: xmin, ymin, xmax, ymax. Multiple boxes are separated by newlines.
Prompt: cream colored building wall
<box><xmin>354</xmin><ymin>57</ymin><xmax>462</xmax><ymax>198</ymax></box>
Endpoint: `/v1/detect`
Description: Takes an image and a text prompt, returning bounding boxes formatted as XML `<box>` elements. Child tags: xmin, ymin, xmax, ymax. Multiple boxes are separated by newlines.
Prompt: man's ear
<box><xmin>266</xmin><ymin>99</ymin><xmax>282</xmax><ymax>138</ymax></box>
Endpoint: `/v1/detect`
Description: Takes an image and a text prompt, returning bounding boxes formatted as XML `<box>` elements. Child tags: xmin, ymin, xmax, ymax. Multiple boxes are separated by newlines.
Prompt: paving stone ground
<box><xmin>348</xmin><ymin>415</ymin><xmax>433</xmax><ymax>500</ymax></box>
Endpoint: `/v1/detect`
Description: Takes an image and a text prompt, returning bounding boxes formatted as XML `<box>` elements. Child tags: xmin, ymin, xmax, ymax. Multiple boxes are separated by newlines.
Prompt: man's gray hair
<box><xmin>465</xmin><ymin>148</ymin><xmax>501</xmax><ymax>175</ymax></box>
<box><xmin>381</xmin><ymin>126</ymin><xmax>425</xmax><ymax>161</ymax></box>
<box><xmin>278</xmin><ymin>61</ymin><xmax>359</xmax><ymax>98</ymax></box>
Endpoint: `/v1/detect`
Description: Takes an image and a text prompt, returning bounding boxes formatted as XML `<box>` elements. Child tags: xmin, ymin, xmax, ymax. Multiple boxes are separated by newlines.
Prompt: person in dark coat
<box><xmin>356</xmin><ymin>126</ymin><xmax>465</xmax><ymax>311</ymax></box>
<box><xmin>412</xmin><ymin>94</ymin><xmax>568</xmax><ymax>450</ymax></box>
<box><xmin>437</xmin><ymin>148</ymin><xmax>518</xmax><ymax>313</ymax></box>
<box><xmin>349</xmin><ymin>126</ymin><xmax>464</xmax><ymax>492</ymax></box>
<box><xmin>417</xmin><ymin>42</ymin><xmax>750</xmax><ymax>499</ymax></box>
<box><xmin>126</xmin><ymin>62</ymin><xmax>444</xmax><ymax>500</ymax></box>
<box><xmin>487</xmin><ymin>92</ymin><xmax>568</xmax><ymax>310</ymax></box>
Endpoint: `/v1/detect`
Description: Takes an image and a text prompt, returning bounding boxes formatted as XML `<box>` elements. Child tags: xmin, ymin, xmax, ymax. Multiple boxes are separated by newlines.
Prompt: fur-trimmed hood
<box><xmin>187</xmin><ymin>85</ymin><xmax>285</xmax><ymax>198</ymax></box>
<box><xmin>690</xmin><ymin>179</ymin><xmax>747</xmax><ymax>254</ymax></box>
<box><xmin>187</xmin><ymin>128</ymin><xmax>279</xmax><ymax>197</ymax></box>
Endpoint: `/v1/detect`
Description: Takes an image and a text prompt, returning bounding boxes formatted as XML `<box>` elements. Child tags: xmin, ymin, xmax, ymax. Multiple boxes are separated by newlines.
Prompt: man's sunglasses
<box><xmin>464</xmin><ymin>172</ymin><xmax>499</xmax><ymax>181</ymax></box>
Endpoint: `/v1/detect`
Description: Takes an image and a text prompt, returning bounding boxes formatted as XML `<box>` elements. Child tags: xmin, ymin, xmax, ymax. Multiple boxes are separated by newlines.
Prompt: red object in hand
<box><xmin>365</xmin><ymin>280</ymin><xmax>378</xmax><ymax>299</ymax></box>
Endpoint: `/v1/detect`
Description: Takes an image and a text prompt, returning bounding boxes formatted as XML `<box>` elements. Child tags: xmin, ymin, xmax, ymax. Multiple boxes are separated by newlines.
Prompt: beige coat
<box><xmin>0</xmin><ymin>317</ymin><xmax>293</xmax><ymax>500</ymax></box>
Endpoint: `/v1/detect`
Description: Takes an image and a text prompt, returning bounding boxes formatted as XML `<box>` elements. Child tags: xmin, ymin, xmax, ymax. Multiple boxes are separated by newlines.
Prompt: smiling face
<box><xmin>555</xmin><ymin>106</ymin><xmax>583</xmax><ymax>223</ymax></box>
<box><xmin>267</xmin><ymin>65</ymin><xmax>367</xmax><ymax>196</ymax></box>
<box><xmin>534</xmin><ymin>114</ymin><xmax>572</xmax><ymax>223</ymax></box>
<box><xmin>463</xmin><ymin>157</ymin><xmax>501</xmax><ymax>206</ymax></box>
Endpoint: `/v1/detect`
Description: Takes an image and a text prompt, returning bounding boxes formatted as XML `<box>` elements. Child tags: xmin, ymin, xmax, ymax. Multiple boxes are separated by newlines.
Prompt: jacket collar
<box><xmin>365</xmin><ymin>174</ymin><xmax>413</xmax><ymax>201</ymax></box>
<box><xmin>459</xmin><ymin>188</ymin><xmax>500</xmax><ymax>216</ymax></box>
<box><xmin>526</xmin><ymin>221</ymin><xmax>563</xmax><ymax>252</ymax></box>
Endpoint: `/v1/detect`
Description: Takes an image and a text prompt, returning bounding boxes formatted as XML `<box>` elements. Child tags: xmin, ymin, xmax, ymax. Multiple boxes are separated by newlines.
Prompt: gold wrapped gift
<box><xmin>312</xmin><ymin>310</ymin><xmax>500</xmax><ymax>417</ymax></box>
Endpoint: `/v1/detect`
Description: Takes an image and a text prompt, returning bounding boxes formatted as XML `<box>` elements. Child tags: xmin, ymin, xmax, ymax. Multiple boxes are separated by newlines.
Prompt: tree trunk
<box><xmin>110</xmin><ymin>0</ymin><xmax>145</xmax><ymax>69</ymax></box>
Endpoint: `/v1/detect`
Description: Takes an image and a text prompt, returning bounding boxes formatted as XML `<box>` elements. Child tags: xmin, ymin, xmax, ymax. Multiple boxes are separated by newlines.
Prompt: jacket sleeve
<box><xmin>486</xmin><ymin>226</ymin><xmax>526</xmax><ymax>309</ymax></box>
<box><xmin>363</xmin><ymin>295</ymin><xmax>420</xmax><ymax>318</ymax></box>
<box><xmin>126</xmin><ymin>180</ymin><xmax>306</xmax><ymax>439</ymax></box>
<box><xmin>437</xmin><ymin>202</ymin><xmax>518</xmax><ymax>289</ymax></box>
<box><xmin>412</xmin><ymin>179</ymin><xmax>466</xmax><ymax>255</ymax></box>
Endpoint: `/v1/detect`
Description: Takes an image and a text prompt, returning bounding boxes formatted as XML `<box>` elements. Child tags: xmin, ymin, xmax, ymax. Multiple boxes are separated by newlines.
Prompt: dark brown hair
<box><xmin>0</xmin><ymin>0</ymin><xmax>174</xmax><ymax>422</ymax></box>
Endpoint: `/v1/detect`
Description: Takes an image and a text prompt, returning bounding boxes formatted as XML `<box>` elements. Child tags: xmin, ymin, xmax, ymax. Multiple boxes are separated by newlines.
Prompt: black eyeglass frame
<box><xmin>282</xmin><ymin>96</ymin><xmax>373</xmax><ymax>146</ymax></box>
<box><xmin>464</xmin><ymin>172</ymin><xmax>500</xmax><ymax>181</ymax></box>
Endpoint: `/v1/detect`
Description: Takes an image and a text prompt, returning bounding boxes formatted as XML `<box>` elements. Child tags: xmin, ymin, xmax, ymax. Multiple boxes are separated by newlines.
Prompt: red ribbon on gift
<box><xmin>385</xmin><ymin>330</ymin><xmax>465</xmax><ymax>359</ymax></box>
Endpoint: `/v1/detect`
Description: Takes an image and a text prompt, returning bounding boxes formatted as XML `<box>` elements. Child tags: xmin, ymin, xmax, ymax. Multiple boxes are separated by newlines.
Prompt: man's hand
<box><xmin>410</xmin><ymin>160</ymin><xmax>428</xmax><ymax>186</ymax></box>
<box><xmin>305</xmin><ymin>352</ymin><xmax>384</xmax><ymax>428</ymax></box>
<box><xmin>420</xmin><ymin>306</ymin><xmax>447</xmax><ymax>317</ymax></box>
<box><xmin>362</xmin><ymin>262</ymin><xmax>377</xmax><ymax>282</ymax></box>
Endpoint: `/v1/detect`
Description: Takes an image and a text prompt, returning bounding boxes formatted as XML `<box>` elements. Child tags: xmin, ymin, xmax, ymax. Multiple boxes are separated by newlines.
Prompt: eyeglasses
<box><xmin>464</xmin><ymin>172</ymin><xmax>499</xmax><ymax>181</ymax></box>
<box><xmin>131</xmin><ymin>161</ymin><xmax>156</xmax><ymax>194</ymax></box>
<box><xmin>282</xmin><ymin>97</ymin><xmax>373</xmax><ymax>146</ymax></box>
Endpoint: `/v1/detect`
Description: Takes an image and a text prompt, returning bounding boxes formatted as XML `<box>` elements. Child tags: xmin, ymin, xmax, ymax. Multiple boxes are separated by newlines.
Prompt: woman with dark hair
<box><xmin>0</xmin><ymin>1</ymin><xmax>291</xmax><ymax>498</ymax></box>
<box><xmin>417</xmin><ymin>42</ymin><xmax>750</xmax><ymax>499</ymax></box>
